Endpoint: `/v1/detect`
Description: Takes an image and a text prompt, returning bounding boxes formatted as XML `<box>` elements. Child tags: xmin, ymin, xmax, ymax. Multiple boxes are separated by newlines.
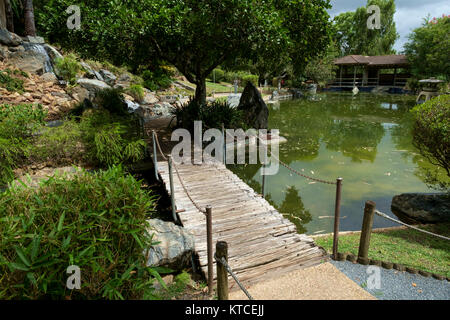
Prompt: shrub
<box><xmin>0</xmin><ymin>69</ymin><xmax>25</xmax><ymax>93</ymax></box>
<box><xmin>141</xmin><ymin>69</ymin><xmax>173</xmax><ymax>91</ymax></box>
<box><xmin>411</xmin><ymin>95</ymin><xmax>450</xmax><ymax>188</ymax></box>
<box><xmin>171</xmin><ymin>99</ymin><xmax>245</xmax><ymax>132</ymax></box>
<box><xmin>0</xmin><ymin>104</ymin><xmax>47</xmax><ymax>185</ymax></box>
<box><xmin>55</xmin><ymin>54</ymin><xmax>82</xmax><ymax>85</ymax></box>
<box><xmin>207</xmin><ymin>69</ymin><xmax>225</xmax><ymax>82</ymax></box>
<box><xmin>241</xmin><ymin>74</ymin><xmax>258</xmax><ymax>87</ymax></box>
<box><xmin>95</xmin><ymin>88</ymin><xmax>128</xmax><ymax>116</ymax></box>
<box><xmin>127</xmin><ymin>84</ymin><xmax>145</xmax><ymax>103</ymax></box>
<box><xmin>0</xmin><ymin>166</ymin><xmax>165</xmax><ymax>300</ymax></box>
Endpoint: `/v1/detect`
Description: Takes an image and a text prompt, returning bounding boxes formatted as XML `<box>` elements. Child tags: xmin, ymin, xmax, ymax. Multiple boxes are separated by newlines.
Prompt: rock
<box><xmin>25</xmin><ymin>36</ymin><xmax>45</xmax><ymax>44</ymax></box>
<box><xmin>43</xmin><ymin>44</ymin><xmax>63</xmax><ymax>63</ymax></box>
<box><xmin>391</xmin><ymin>193</ymin><xmax>450</xmax><ymax>224</ymax></box>
<box><xmin>125</xmin><ymin>100</ymin><xmax>140</xmax><ymax>113</ymax></box>
<box><xmin>77</xmin><ymin>78</ymin><xmax>111</xmax><ymax>97</ymax></box>
<box><xmin>146</xmin><ymin>219</ymin><xmax>195</xmax><ymax>270</ymax></box>
<box><xmin>237</xmin><ymin>82</ymin><xmax>269</xmax><ymax>129</ymax></box>
<box><xmin>142</xmin><ymin>89</ymin><xmax>159</xmax><ymax>104</ymax></box>
<box><xmin>0</xmin><ymin>44</ymin><xmax>8</xmax><ymax>60</ymax></box>
<box><xmin>8</xmin><ymin>50</ymin><xmax>49</xmax><ymax>75</ymax></box>
<box><xmin>0</xmin><ymin>29</ymin><xmax>22</xmax><ymax>46</ymax></box>
<box><xmin>99</xmin><ymin>69</ymin><xmax>117</xmax><ymax>86</ymax></box>
<box><xmin>8</xmin><ymin>45</ymin><xmax>25</xmax><ymax>53</ymax></box>
<box><xmin>227</xmin><ymin>93</ymin><xmax>242</xmax><ymax>108</ymax></box>
<box><xmin>70</xmin><ymin>85</ymin><xmax>90</xmax><ymax>103</ymax></box>
<box><xmin>118</xmin><ymin>73</ymin><xmax>132</xmax><ymax>82</ymax></box>
<box><xmin>40</xmin><ymin>72</ymin><xmax>58</xmax><ymax>83</ymax></box>
<box><xmin>152</xmin><ymin>102</ymin><xmax>174</xmax><ymax>118</ymax></box>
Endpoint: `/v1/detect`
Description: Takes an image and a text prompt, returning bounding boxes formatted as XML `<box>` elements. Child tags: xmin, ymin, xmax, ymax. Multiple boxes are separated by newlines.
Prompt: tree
<box><xmin>303</xmin><ymin>42</ymin><xmax>339</xmax><ymax>86</ymax></box>
<box><xmin>4</xmin><ymin>0</ymin><xmax>14</xmax><ymax>32</ymax></box>
<box><xmin>334</xmin><ymin>0</ymin><xmax>398</xmax><ymax>56</ymax></box>
<box><xmin>411</xmin><ymin>95</ymin><xmax>450</xmax><ymax>182</ymax></box>
<box><xmin>23</xmin><ymin>0</ymin><xmax>36</xmax><ymax>36</ymax></box>
<box><xmin>35</xmin><ymin>0</ymin><xmax>332</xmax><ymax>104</ymax></box>
<box><xmin>404</xmin><ymin>15</ymin><xmax>450</xmax><ymax>81</ymax></box>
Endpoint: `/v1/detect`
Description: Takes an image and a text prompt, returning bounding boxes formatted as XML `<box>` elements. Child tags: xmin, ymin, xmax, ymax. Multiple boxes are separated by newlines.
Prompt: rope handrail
<box><xmin>214</xmin><ymin>253</ymin><xmax>254</xmax><ymax>300</ymax></box>
<box><xmin>153</xmin><ymin>130</ymin><xmax>207</xmax><ymax>214</ymax></box>
<box><xmin>374</xmin><ymin>210</ymin><xmax>450</xmax><ymax>241</ymax></box>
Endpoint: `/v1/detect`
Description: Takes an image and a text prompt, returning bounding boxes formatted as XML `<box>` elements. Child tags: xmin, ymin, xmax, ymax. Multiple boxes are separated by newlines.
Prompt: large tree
<box><xmin>35</xmin><ymin>0</ymin><xmax>332</xmax><ymax>104</ymax></box>
<box><xmin>23</xmin><ymin>0</ymin><xmax>36</xmax><ymax>36</ymax></box>
<box><xmin>333</xmin><ymin>0</ymin><xmax>398</xmax><ymax>56</ymax></box>
<box><xmin>404</xmin><ymin>15</ymin><xmax>450</xmax><ymax>81</ymax></box>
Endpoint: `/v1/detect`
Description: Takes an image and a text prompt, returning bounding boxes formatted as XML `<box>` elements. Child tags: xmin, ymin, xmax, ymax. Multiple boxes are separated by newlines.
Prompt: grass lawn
<box><xmin>315</xmin><ymin>223</ymin><xmax>450</xmax><ymax>277</ymax></box>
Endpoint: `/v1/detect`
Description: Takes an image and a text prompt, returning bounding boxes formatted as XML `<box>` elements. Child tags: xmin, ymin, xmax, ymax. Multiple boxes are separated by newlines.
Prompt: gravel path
<box><xmin>331</xmin><ymin>260</ymin><xmax>450</xmax><ymax>300</ymax></box>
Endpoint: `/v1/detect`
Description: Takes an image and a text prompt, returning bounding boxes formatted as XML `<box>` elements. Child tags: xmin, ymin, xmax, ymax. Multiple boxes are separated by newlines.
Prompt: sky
<box><xmin>328</xmin><ymin>0</ymin><xmax>450</xmax><ymax>52</ymax></box>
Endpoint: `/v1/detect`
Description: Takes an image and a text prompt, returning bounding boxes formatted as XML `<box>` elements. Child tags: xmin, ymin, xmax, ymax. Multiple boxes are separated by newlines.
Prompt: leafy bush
<box><xmin>0</xmin><ymin>69</ymin><xmax>25</xmax><ymax>93</ymax></box>
<box><xmin>141</xmin><ymin>69</ymin><xmax>173</xmax><ymax>91</ymax></box>
<box><xmin>411</xmin><ymin>95</ymin><xmax>450</xmax><ymax>189</ymax></box>
<box><xmin>0</xmin><ymin>166</ymin><xmax>165</xmax><ymax>300</ymax></box>
<box><xmin>127</xmin><ymin>84</ymin><xmax>145</xmax><ymax>103</ymax></box>
<box><xmin>95</xmin><ymin>88</ymin><xmax>128</xmax><ymax>116</ymax></box>
<box><xmin>171</xmin><ymin>99</ymin><xmax>245</xmax><ymax>132</ymax></box>
<box><xmin>55</xmin><ymin>54</ymin><xmax>82</xmax><ymax>85</ymax></box>
<box><xmin>0</xmin><ymin>104</ymin><xmax>46</xmax><ymax>185</ymax></box>
<box><xmin>207</xmin><ymin>69</ymin><xmax>225</xmax><ymax>82</ymax></box>
<box><xmin>241</xmin><ymin>74</ymin><xmax>258</xmax><ymax>87</ymax></box>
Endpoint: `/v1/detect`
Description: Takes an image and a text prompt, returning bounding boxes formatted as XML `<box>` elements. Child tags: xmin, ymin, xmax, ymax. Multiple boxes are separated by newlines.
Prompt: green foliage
<box><xmin>207</xmin><ymin>69</ymin><xmax>225</xmax><ymax>83</ymax></box>
<box><xmin>333</xmin><ymin>0</ymin><xmax>399</xmax><ymax>56</ymax></box>
<box><xmin>0</xmin><ymin>104</ymin><xmax>47</xmax><ymax>185</ymax></box>
<box><xmin>127</xmin><ymin>84</ymin><xmax>145</xmax><ymax>103</ymax></box>
<box><xmin>55</xmin><ymin>54</ymin><xmax>82</xmax><ymax>85</ymax></box>
<box><xmin>171</xmin><ymin>99</ymin><xmax>245</xmax><ymax>132</ymax></box>
<box><xmin>95</xmin><ymin>88</ymin><xmax>128</xmax><ymax>116</ymax></box>
<box><xmin>404</xmin><ymin>16</ymin><xmax>450</xmax><ymax>81</ymax></box>
<box><xmin>304</xmin><ymin>43</ymin><xmax>339</xmax><ymax>86</ymax></box>
<box><xmin>241</xmin><ymin>74</ymin><xmax>259</xmax><ymax>87</ymax></box>
<box><xmin>0</xmin><ymin>166</ymin><xmax>161</xmax><ymax>299</ymax></box>
<box><xmin>411</xmin><ymin>95</ymin><xmax>450</xmax><ymax>187</ymax></box>
<box><xmin>0</xmin><ymin>69</ymin><xmax>25</xmax><ymax>93</ymax></box>
<box><xmin>141</xmin><ymin>69</ymin><xmax>173</xmax><ymax>91</ymax></box>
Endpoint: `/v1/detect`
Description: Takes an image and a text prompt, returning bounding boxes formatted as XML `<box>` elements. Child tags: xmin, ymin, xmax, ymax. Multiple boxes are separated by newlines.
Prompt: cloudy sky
<box><xmin>328</xmin><ymin>0</ymin><xmax>450</xmax><ymax>52</ymax></box>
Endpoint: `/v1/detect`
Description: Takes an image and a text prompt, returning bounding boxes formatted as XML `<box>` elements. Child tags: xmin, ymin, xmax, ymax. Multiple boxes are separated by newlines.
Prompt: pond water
<box><xmin>228</xmin><ymin>93</ymin><xmax>447</xmax><ymax>235</ymax></box>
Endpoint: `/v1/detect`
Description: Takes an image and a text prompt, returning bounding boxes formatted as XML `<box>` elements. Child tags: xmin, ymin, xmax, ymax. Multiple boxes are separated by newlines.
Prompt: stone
<box><xmin>118</xmin><ymin>73</ymin><xmax>132</xmax><ymax>82</ymax></box>
<box><xmin>152</xmin><ymin>102</ymin><xmax>174</xmax><ymax>118</ymax></box>
<box><xmin>99</xmin><ymin>69</ymin><xmax>117</xmax><ymax>86</ymax></box>
<box><xmin>25</xmin><ymin>36</ymin><xmax>45</xmax><ymax>44</ymax></box>
<box><xmin>80</xmin><ymin>62</ymin><xmax>96</xmax><ymax>79</ymax></box>
<box><xmin>125</xmin><ymin>100</ymin><xmax>140</xmax><ymax>113</ymax></box>
<box><xmin>77</xmin><ymin>78</ymin><xmax>111</xmax><ymax>96</ymax></box>
<box><xmin>8</xmin><ymin>50</ymin><xmax>48</xmax><ymax>75</ymax></box>
<box><xmin>0</xmin><ymin>44</ymin><xmax>8</xmax><ymax>60</ymax></box>
<box><xmin>227</xmin><ymin>94</ymin><xmax>242</xmax><ymax>108</ymax></box>
<box><xmin>70</xmin><ymin>85</ymin><xmax>90</xmax><ymax>103</ymax></box>
<box><xmin>237</xmin><ymin>82</ymin><xmax>269</xmax><ymax>129</ymax></box>
<box><xmin>40</xmin><ymin>72</ymin><xmax>58</xmax><ymax>83</ymax></box>
<box><xmin>0</xmin><ymin>29</ymin><xmax>22</xmax><ymax>46</ymax></box>
<box><xmin>391</xmin><ymin>193</ymin><xmax>450</xmax><ymax>224</ymax></box>
<box><xmin>145</xmin><ymin>219</ymin><xmax>195</xmax><ymax>271</ymax></box>
<box><xmin>43</xmin><ymin>44</ymin><xmax>63</xmax><ymax>64</ymax></box>
<box><xmin>142</xmin><ymin>89</ymin><xmax>159</xmax><ymax>104</ymax></box>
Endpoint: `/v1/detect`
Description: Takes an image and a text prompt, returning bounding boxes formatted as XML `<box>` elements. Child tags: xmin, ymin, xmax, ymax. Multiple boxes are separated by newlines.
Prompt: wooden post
<box><xmin>339</xmin><ymin>66</ymin><xmax>343</xmax><ymax>87</ymax></box>
<box><xmin>332</xmin><ymin>178</ymin><xmax>343</xmax><ymax>260</ymax></box>
<box><xmin>357</xmin><ymin>201</ymin><xmax>376</xmax><ymax>265</ymax></box>
<box><xmin>393</xmin><ymin>68</ymin><xmax>397</xmax><ymax>87</ymax></box>
<box><xmin>222</xmin><ymin>123</ymin><xmax>226</xmax><ymax>164</ymax></box>
<box><xmin>206</xmin><ymin>205</ymin><xmax>213</xmax><ymax>295</ymax></box>
<box><xmin>216</xmin><ymin>241</ymin><xmax>229</xmax><ymax>300</ymax></box>
<box><xmin>152</xmin><ymin>131</ymin><xmax>159</xmax><ymax>181</ymax></box>
<box><xmin>261</xmin><ymin>167</ymin><xmax>266</xmax><ymax>198</ymax></box>
<box><xmin>168</xmin><ymin>156</ymin><xmax>177</xmax><ymax>223</ymax></box>
<box><xmin>353</xmin><ymin>66</ymin><xmax>357</xmax><ymax>86</ymax></box>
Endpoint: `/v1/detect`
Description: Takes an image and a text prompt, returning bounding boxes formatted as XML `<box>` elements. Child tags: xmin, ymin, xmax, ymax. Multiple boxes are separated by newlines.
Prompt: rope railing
<box><xmin>374</xmin><ymin>210</ymin><xmax>450</xmax><ymax>241</ymax></box>
<box><xmin>215</xmin><ymin>253</ymin><xmax>254</xmax><ymax>300</ymax></box>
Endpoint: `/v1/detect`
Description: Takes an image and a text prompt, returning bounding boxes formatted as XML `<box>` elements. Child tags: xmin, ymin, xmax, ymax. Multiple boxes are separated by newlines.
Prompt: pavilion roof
<box><xmin>334</xmin><ymin>55</ymin><xmax>409</xmax><ymax>67</ymax></box>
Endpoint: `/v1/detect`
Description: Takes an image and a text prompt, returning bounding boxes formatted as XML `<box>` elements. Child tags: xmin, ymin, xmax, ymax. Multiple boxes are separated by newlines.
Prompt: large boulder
<box><xmin>77</xmin><ymin>78</ymin><xmax>111</xmax><ymax>98</ymax></box>
<box><xmin>227</xmin><ymin>93</ymin><xmax>242</xmax><ymax>108</ymax></box>
<box><xmin>8</xmin><ymin>49</ymin><xmax>49</xmax><ymax>75</ymax></box>
<box><xmin>145</xmin><ymin>219</ymin><xmax>195</xmax><ymax>270</ymax></box>
<box><xmin>391</xmin><ymin>193</ymin><xmax>450</xmax><ymax>224</ymax></box>
<box><xmin>237</xmin><ymin>82</ymin><xmax>269</xmax><ymax>129</ymax></box>
<box><xmin>0</xmin><ymin>29</ymin><xmax>22</xmax><ymax>47</ymax></box>
<box><xmin>99</xmin><ymin>69</ymin><xmax>117</xmax><ymax>86</ymax></box>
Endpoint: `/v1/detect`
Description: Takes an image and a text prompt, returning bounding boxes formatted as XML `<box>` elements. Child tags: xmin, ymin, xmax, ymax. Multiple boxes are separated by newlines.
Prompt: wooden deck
<box><xmin>157</xmin><ymin>159</ymin><xmax>328</xmax><ymax>290</ymax></box>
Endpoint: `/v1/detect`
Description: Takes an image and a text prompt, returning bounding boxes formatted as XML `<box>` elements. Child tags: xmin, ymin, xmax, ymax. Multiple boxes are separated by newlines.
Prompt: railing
<box><xmin>151</xmin><ymin>130</ymin><xmax>254</xmax><ymax>299</ymax></box>
<box><xmin>334</xmin><ymin>200</ymin><xmax>449</xmax><ymax>279</ymax></box>
<box><xmin>329</xmin><ymin>76</ymin><xmax>410</xmax><ymax>88</ymax></box>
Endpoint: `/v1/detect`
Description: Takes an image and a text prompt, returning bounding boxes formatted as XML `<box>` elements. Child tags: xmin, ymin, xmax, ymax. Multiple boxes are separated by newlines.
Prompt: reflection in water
<box><xmin>229</xmin><ymin>93</ymin><xmax>448</xmax><ymax>234</ymax></box>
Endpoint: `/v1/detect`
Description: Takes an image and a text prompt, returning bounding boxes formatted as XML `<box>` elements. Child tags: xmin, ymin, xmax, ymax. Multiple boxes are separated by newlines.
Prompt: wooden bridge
<box><xmin>156</xmin><ymin>158</ymin><xmax>328</xmax><ymax>290</ymax></box>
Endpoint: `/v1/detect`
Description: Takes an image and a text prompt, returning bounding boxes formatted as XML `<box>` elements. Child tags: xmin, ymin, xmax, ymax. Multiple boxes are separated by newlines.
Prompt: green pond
<box><xmin>228</xmin><ymin>92</ymin><xmax>447</xmax><ymax>235</ymax></box>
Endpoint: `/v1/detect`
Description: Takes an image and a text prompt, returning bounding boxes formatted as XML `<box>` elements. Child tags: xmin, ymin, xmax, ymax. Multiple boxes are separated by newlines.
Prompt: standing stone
<box><xmin>227</xmin><ymin>93</ymin><xmax>242</xmax><ymax>108</ymax></box>
<box><xmin>237</xmin><ymin>82</ymin><xmax>269</xmax><ymax>129</ymax></box>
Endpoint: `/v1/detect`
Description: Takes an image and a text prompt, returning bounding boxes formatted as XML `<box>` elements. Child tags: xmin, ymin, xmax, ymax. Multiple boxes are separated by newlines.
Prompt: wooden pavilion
<box><xmin>330</xmin><ymin>54</ymin><xmax>411</xmax><ymax>89</ymax></box>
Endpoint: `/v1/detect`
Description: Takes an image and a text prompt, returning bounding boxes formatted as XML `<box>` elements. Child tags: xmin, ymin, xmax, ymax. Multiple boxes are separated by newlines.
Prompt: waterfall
<box><xmin>22</xmin><ymin>42</ymin><xmax>54</xmax><ymax>74</ymax></box>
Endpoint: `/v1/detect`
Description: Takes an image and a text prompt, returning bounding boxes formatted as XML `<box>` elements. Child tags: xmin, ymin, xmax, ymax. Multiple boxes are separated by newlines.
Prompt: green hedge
<box><xmin>0</xmin><ymin>166</ymin><xmax>164</xmax><ymax>300</ymax></box>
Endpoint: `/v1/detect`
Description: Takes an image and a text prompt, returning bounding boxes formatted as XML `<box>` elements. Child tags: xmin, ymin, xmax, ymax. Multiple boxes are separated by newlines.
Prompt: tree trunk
<box><xmin>195</xmin><ymin>78</ymin><xmax>207</xmax><ymax>106</ymax></box>
<box><xmin>5</xmin><ymin>0</ymin><xmax>14</xmax><ymax>32</ymax></box>
<box><xmin>23</xmin><ymin>0</ymin><xmax>36</xmax><ymax>36</ymax></box>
